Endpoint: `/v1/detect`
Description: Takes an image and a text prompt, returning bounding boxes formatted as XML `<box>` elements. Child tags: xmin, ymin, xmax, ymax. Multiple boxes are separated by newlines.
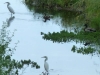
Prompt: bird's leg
<box><xmin>11</xmin><ymin>13</ymin><xmax>12</xmax><ymax>17</ymax></box>
<box><xmin>47</xmin><ymin>72</ymin><xmax>49</xmax><ymax>75</ymax></box>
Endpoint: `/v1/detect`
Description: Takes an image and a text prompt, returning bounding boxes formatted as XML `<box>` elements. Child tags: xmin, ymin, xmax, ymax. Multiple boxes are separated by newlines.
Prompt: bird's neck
<box><xmin>7</xmin><ymin>4</ymin><xmax>10</xmax><ymax>6</ymax></box>
<box><xmin>84</xmin><ymin>24</ymin><xmax>88</xmax><ymax>28</ymax></box>
<box><xmin>45</xmin><ymin>58</ymin><xmax>48</xmax><ymax>61</ymax></box>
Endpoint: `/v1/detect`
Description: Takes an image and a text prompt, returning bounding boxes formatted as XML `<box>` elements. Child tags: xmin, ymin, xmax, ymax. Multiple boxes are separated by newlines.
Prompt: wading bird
<box><xmin>5</xmin><ymin>2</ymin><xmax>15</xmax><ymax>15</ymax></box>
<box><xmin>42</xmin><ymin>56</ymin><xmax>49</xmax><ymax>75</ymax></box>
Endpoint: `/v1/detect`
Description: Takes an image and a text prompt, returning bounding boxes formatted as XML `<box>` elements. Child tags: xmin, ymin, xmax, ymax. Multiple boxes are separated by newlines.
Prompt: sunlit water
<box><xmin>0</xmin><ymin>0</ymin><xmax>100</xmax><ymax>75</ymax></box>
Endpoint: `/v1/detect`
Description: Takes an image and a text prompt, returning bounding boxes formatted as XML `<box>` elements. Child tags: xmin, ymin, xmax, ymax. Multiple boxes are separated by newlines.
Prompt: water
<box><xmin>0</xmin><ymin>0</ymin><xmax>100</xmax><ymax>75</ymax></box>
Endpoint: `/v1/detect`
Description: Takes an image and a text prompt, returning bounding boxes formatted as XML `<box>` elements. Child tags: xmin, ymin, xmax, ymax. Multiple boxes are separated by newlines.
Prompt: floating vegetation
<box><xmin>41</xmin><ymin>30</ymin><xmax>100</xmax><ymax>43</ymax></box>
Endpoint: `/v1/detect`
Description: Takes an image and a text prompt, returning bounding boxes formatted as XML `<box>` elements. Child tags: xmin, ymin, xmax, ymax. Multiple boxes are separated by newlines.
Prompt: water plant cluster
<box><xmin>41</xmin><ymin>30</ymin><xmax>100</xmax><ymax>55</ymax></box>
<box><xmin>0</xmin><ymin>22</ymin><xmax>40</xmax><ymax>75</ymax></box>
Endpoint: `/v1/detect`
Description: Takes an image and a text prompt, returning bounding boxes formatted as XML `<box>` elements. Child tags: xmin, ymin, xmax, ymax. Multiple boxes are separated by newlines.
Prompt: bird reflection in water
<box><xmin>6</xmin><ymin>16</ymin><xmax>15</xmax><ymax>27</ymax></box>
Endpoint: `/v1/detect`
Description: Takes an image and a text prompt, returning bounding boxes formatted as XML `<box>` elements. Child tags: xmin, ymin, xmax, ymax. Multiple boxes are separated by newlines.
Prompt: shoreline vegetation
<box><xmin>24</xmin><ymin>0</ymin><xmax>100</xmax><ymax>28</ymax></box>
<box><xmin>24</xmin><ymin>0</ymin><xmax>100</xmax><ymax>56</ymax></box>
<box><xmin>24</xmin><ymin>0</ymin><xmax>84</xmax><ymax>12</ymax></box>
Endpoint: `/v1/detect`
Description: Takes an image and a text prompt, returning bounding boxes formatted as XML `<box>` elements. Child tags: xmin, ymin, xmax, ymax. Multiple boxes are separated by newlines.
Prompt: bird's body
<box><xmin>44</xmin><ymin>60</ymin><xmax>49</xmax><ymax>72</ymax></box>
<box><xmin>7</xmin><ymin>5</ymin><xmax>15</xmax><ymax>14</ymax></box>
<box><xmin>42</xmin><ymin>56</ymin><xmax>49</xmax><ymax>74</ymax></box>
<box><xmin>84</xmin><ymin>24</ymin><xmax>96</xmax><ymax>32</ymax></box>
<box><xmin>5</xmin><ymin>2</ymin><xmax>15</xmax><ymax>15</ymax></box>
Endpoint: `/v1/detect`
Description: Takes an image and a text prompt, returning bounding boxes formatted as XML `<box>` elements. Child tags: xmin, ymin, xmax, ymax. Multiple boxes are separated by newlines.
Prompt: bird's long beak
<box><xmin>4</xmin><ymin>2</ymin><xmax>7</xmax><ymax>4</ymax></box>
<box><xmin>41</xmin><ymin>56</ymin><xmax>44</xmax><ymax>58</ymax></box>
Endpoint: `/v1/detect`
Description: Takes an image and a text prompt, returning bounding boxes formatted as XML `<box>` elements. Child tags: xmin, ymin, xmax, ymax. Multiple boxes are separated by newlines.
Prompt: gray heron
<box><xmin>41</xmin><ymin>56</ymin><xmax>49</xmax><ymax>75</ymax></box>
<box><xmin>5</xmin><ymin>2</ymin><xmax>15</xmax><ymax>15</ymax></box>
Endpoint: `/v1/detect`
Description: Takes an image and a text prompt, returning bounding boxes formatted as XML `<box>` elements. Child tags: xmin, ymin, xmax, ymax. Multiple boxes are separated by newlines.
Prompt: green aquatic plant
<box><xmin>41</xmin><ymin>29</ymin><xmax>100</xmax><ymax>55</ymax></box>
<box><xmin>71</xmin><ymin>45</ymin><xmax>96</xmax><ymax>55</ymax></box>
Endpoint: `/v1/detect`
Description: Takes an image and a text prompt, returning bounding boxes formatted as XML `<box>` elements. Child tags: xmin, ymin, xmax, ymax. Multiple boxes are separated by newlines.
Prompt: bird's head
<box><xmin>41</xmin><ymin>56</ymin><xmax>48</xmax><ymax>61</ymax></box>
<box><xmin>41</xmin><ymin>56</ymin><xmax>47</xmax><ymax>58</ymax></box>
<box><xmin>84</xmin><ymin>23</ymin><xmax>88</xmax><ymax>28</ymax></box>
<box><xmin>4</xmin><ymin>2</ymin><xmax>10</xmax><ymax>5</ymax></box>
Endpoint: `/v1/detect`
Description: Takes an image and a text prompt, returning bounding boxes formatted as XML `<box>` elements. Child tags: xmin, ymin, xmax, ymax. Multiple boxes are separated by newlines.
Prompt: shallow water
<box><xmin>0</xmin><ymin>0</ymin><xmax>100</xmax><ymax>75</ymax></box>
